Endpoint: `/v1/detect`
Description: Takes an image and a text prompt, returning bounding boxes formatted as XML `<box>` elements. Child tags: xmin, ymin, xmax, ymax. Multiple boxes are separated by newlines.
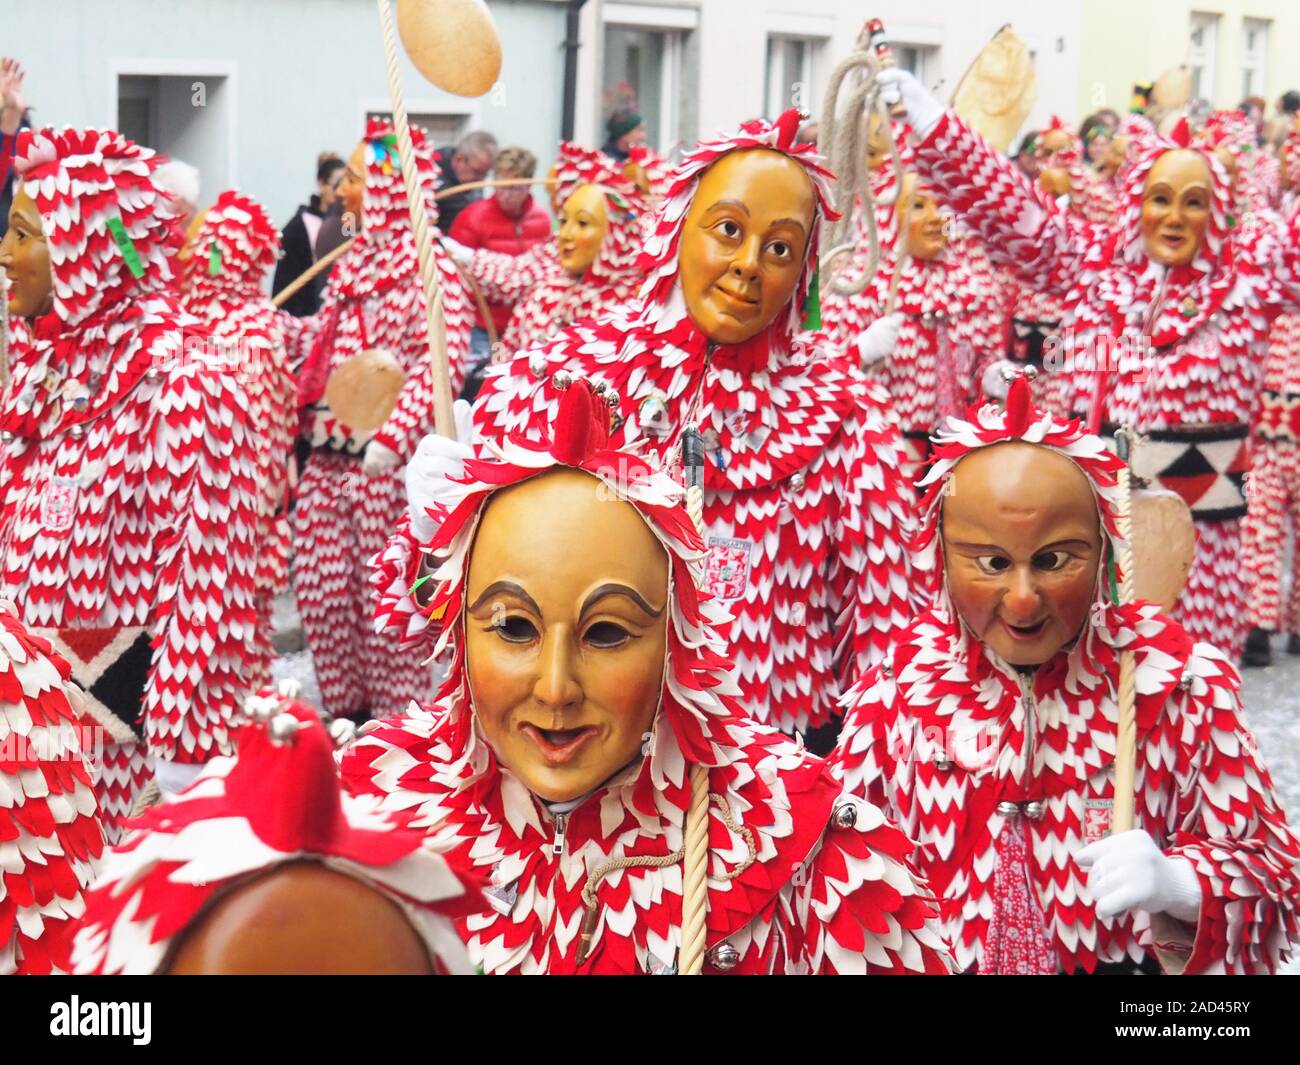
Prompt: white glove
<box><xmin>857</xmin><ymin>312</ymin><xmax>904</xmax><ymax>368</ymax></box>
<box><xmin>876</xmin><ymin>68</ymin><xmax>946</xmax><ymax>140</ymax></box>
<box><xmin>407</xmin><ymin>399</ymin><xmax>475</xmax><ymax>542</ymax></box>
<box><xmin>362</xmin><ymin>441</ymin><xmax>402</xmax><ymax>478</ymax></box>
<box><xmin>441</xmin><ymin>236</ymin><xmax>474</xmax><ymax>267</ymax></box>
<box><xmin>1076</xmin><ymin>829</ymin><xmax>1202</xmax><ymax>924</ymax></box>
<box><xmin>154</xmin><ymin>757</ymin><xmax>206</xmax><ymax>801</ymax></box>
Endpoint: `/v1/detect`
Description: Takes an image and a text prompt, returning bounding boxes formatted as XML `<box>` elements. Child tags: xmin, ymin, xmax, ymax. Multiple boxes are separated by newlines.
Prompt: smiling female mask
<box><xmin>465</xmin><ymin>468</ymin><xmax>670</xmax><ymax>802</ymax></box>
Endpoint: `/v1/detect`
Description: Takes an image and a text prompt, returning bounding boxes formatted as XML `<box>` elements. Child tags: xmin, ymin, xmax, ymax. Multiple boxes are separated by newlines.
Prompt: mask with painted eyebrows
<box><xmin>676</xmin><ymin>148</ymin><xmax>816</xmax><ymax>345</ymax></box>
<box><xmin>942</xmin><ymin>442</ymin><xmax>1103</xmax><ymax>667</ymax></box>
<box><xmin>465</xmin><ymin>468</ymin><xmax>670</xmax><ymax>802</ymax></box>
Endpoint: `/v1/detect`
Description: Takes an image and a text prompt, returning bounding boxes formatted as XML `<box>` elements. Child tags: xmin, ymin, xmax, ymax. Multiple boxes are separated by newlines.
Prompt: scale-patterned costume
<box><xmin>345</xmin><ymin>383</ymin><xmax>950</xmax><ymax>975</ymax></box>
<box><xmin>68</xmin><ymin>695</ymin><xmax>481</xmax><ymax>974</ymax></box>
<box><xmin>0</xmin><ymin>128</ymin><xmax>260</xmax><ymax>840</ymax></box>
<box><xmin>287</xmin><ymin>119</ymin><xmax>472</xmax><ymax>719</ymax></box>
<box><xmin>833</xmin><ymin>381</ymin><xmax>1300</xmax><ymax>974</ymax></box>
<box><xmin>0</xmin><ymin>605</ymin><xmax>103</xmax><ymax>974</ymax></box>
<box><xmin>491</xmin><ymin>143</ymin><xmax>648</xmax><ymax>360</ymax></box>
<box><xmin>377</xmin><ymin>111</ymin><xmax>915</xmax><ymax>747</ymax></box>
<box><xmin>914</xmin><ymin>111</ymin><xmax>1300</xmax><ymax>658</ymax></box>
<box><xmin>180</xmin><ymin>190</ymin><xmax>292</xmax><ymax>686</ymax></box>
<box><xmin>820</xmin><ymin>154</ymin><xmax>1001</xmax><ymax>482</ymax></box>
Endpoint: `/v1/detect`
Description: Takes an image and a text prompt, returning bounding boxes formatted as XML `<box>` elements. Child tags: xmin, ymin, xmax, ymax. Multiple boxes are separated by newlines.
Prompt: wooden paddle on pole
<box><xmin>271</xmin><ymin>238</ymin><xmax>355</xmax><ymax>309</ymax></box>
<box><xmin>375</xmin><ymin>0</ymin><xmax>502</xmax><ymax>438</ymax></box>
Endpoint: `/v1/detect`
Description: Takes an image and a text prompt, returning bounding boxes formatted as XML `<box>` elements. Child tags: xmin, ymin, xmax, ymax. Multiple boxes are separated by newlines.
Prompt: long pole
<box><xmin>1111</xmin><ymin>429</ymin><xmax>1139</xmax><ymax>833</ymax></box>
<box><xmin>376</xmin><ymin>0</ymin><xmax>455</xmax><ymax>437</ymax></box>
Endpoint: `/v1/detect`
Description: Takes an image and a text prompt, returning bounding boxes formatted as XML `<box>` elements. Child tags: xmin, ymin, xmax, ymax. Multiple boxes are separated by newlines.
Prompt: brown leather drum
<box><xmin>323</xmin><ymin>348</ymin><xmax>407</xmax><ymax>434</ymax></box>
<box><xmin>1129</xmin><ymin>486</ymin><xmax>1196</xmax><ymax>611</ymax></box>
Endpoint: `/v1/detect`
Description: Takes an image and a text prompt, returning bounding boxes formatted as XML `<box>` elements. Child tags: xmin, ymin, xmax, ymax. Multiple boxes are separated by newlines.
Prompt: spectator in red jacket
<box><xmin>449</xmin><ymin>145</ymin><xmax>550</xmax><ymax>399</ymax></box>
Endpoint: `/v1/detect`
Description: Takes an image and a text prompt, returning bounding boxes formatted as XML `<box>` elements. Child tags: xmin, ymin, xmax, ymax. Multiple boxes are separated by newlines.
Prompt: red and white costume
<box><xmin>491</xmin><ymin>143</ymin><xmax>647</xmax><ymax>361</ymax></box>
<box><xmin>820</xmin><ymin>154</ymin><xmax>1002</xmax><ymax>481</ymax></box>
<box><xmin>287</xmin><ymin>119</ymin><xmax>473</xmax><ymax>720</ymax></box>
<box><xmin>68</xmin><ymin>693</ymin><xmax>481</xmax><ymax>974</ymax></box>
<box><xmin>833</xmin><ymin>383</ymin><xmax>1300</xmax><ymax>974</ymax></box>
<box><xmin>915</xmin><ymin>112</ymin><xmax>1300</xmax><ymax>657</ymax></box>
<box><xmin>0</xmin><ymin>605</ymin><xmax>103</xmax><ymax>975</ymax></box>
<box><xmin>1243</xmin><ymin>182</ymin><xmax>1300</xmax><ymax>641</ymax></box>
<box><xmin>180</xmin><ymin>190</ymin><xmax>293</xmax><ymax>686</ymax></box>
<box><xmin>0</xmin><ymin>128</ymin><xmax>260</xmax><ymax>839</ymax></box>
<box><xmin>379</xmin><ymin>111</ymin><xmax>916</xmax><ymax>746</ymax></box>
<box><xmin>344</xmin><ymin>383</ymin><xmax>950</xmax><ymax>975</ymax></box>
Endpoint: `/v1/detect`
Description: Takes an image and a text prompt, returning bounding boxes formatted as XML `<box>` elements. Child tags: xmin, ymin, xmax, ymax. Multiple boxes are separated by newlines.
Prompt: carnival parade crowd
<box><xmin>4</xmin><ymin>22</ymin><xmax>1300</xmax><ymax>978</ymax></box>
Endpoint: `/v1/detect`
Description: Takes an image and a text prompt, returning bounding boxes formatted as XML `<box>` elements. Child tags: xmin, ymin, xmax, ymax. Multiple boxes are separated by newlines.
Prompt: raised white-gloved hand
<box><xmin>981</xmin><ymin>359</ymin><xmax>1018</xmax><ymax>401</ymax></box>
<box><xmin>362</xmin><ymin>440</ymin><xmax>402</xmax><ymax>478</ymax></box>
<box><xmin>407</xmin><ymin>399</ymin><xmax>475</xmax><ymax>542</ymax></box>
<box><xmin>441</xmin><ymin>236</ymin><xmax>474</xmax><ymax>267</ymax></box>
<box><xmin>1076</xmin><ymin>829</ymin><xmax>1202</xmax><ymax>924</ymax></box>
<box><xmin>154</xmin><ymin>757</ymin><xmax>207</xmax><ymax>801</ymax></box>
<box><xmin>857</xmin><ymin>312</ymin><xmax>904</xmax><ymax>368</ymax></box>
<box><xmin>876</xmin><ymin>68</ymin><xmax>946</xmax><ymax>140</ymax></box>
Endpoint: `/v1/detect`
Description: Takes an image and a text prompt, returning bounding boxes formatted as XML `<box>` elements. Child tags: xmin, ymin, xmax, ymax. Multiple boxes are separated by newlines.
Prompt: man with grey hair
<box><xmin>432</xmin><ymin>129</ymin><xmax>498</xmax><ymax>232</ymax></box>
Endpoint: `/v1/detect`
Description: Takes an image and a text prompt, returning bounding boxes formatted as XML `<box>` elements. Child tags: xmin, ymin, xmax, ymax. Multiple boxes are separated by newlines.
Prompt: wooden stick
<box><xmin>271</xmin><ymin>238</ymin><xmax>355</xmax><ymax>308</ymax></box>
<box><xmin>1111</xmin><ymin>428</ymin><xmax>1139</xmax><ymax>833</ymax></box>
<box><xmin>377</xmin><ymin>0</ymin><xmax>455</xmax><ymax>438</ymax></box>
<box><xmin>434</xmin><ymin>175</ymin><xmax>555</xmax><ymax>201</ymax></box>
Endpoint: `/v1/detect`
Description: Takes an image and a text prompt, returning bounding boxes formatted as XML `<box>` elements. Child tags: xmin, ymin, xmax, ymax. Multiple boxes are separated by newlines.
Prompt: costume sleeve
<box><xmin>463</xmin><ymin>242</ymin><xmax>554</xmax><ymax>306</ymax></box>
<box><xmin>1250</xmin><ymin>203</ymin><xmax>1300</xmax><ymax>315</ymax></box>
<box><xmin>828</xmin><ymin>381</ymin><xmax>916</xmax><ymax>682</ymax></box>
<box><xmin>915</xmin><ymin>113</ymin><xmax>1094</xmax><ymax>299</ymax></box>
<box><xmin>0</xmin><ymin>613</ymin><xmax>103</xmax><ymax>975</ymax></box>
<box><xmin>370</xmin><ymin>512</ymin><xmax>447</xmax><ymax>652</ymax></box>
<box><xmin>372</xmin><ymin>247</ymin><xmax>474</xmax><ymax>462</ymax></box>
<box><xmin>797</xmin><ymin>793</ymin><xmax>952</xmax><ymax>974</ymax></box>
<box><xmin>142</xmin><ymin>369</ymin><xmax>259</xmax><ymax>764</ymax></box>
<box><xmin>1153</xmin><ymin>642</ymin><xmax>1300</xmax><ymax>975</ymax></box>
<box><xmin>828</xmin><ymin>665</ymin><xmax>900</xmax><ymax>812</ymax></box>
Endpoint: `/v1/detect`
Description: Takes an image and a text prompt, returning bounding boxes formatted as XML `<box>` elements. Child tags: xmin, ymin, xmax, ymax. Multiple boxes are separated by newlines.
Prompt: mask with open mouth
<box><xmin>917</xmin><ymin>375</ymin><xmax>1126</xmax><ymax>670</ymax></box>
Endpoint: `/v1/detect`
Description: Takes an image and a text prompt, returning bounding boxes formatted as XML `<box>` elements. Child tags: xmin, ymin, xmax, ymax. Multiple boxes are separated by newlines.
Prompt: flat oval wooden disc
<box><xmin>397</xmin><ymin>0</ymin><xmax>502</xmax><ymax>98</ymax></box>
<box><xmin>1129</xmin><ymin>487</ymin><xmax>1195</xmax><ymax>611</ymax></box>
<box><xmin>324</xmin><ymin>349</ymin><xmax>407</xmax><ymax>434</ymax></box>
<box><xmin>1152</xmin><ymin>66</ymin><xmax>1193</xmax><ymax>111</ymax></box>
<box><xmin>951</xmin><ymin>27</ymin><xmax>1037</xmax><ymax>153</ymax></box>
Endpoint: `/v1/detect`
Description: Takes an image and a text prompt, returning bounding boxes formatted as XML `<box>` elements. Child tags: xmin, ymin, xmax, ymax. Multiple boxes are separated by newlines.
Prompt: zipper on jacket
<box><xmin>551</xmin><ymin>812</ymin><xmax>568</xmax><ymax>857</ymax></box>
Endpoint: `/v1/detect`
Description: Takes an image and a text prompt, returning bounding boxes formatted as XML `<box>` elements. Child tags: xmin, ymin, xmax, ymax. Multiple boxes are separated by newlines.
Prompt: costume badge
<box><xmin>1083</xmin><ymin>798</ymin><xmax>1113</xmax><ymax>844</ymax></box>
<box><xmin>636</xmin><ymin>390</ymin><xmax>671</xmax><ymax>439</ymax></box>
<box><xmin>704</xmin><ymin>536</ymin><xmax>754</xmax><ymax>601</ymax></box>
<box><xmin>40</xmin><ymin>475</ymin><xmax>80</xmax><ymax>535</ymax></box>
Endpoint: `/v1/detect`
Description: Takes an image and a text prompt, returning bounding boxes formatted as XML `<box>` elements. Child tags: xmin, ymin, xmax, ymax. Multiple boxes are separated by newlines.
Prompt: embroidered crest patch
<box><xmin>1083</xmin><ymin>797</ymin><xmax>1113</xmax><ymax>844</ymax></box>
<box><xmin>704</xmin><ymin>536</ymin><xmax>754</xmax><ymax>601</ymax></box>
<box><xmin>40</xmin><ymin>475</ymin><xmax>80</xmax><ymax>534</ymax></box>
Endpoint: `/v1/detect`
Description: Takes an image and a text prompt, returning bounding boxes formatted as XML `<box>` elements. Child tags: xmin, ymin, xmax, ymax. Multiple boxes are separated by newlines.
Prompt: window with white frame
<box><xmin>1242</xmin><ymin>18</ymin><xmax>1269</xmax><ymax>100</ymax></box>
<box><xmin>1189</xmin><ymin>12</ymin><xmax>1219</xmax><ymax>103</ymax></box>
<box><xmin>602</xmin><ymin>4</ymin><xmax>696</xmax><ymax>155</ymax></box>
<box><xmin>764</xmin><ymin>35</ymin><xmax>817</xmax><ymax>118</ymax></box>
<box><xmin>893</xmin><ymin>44</ymin><xmax>938</xmax><ymax>89</ymax></box>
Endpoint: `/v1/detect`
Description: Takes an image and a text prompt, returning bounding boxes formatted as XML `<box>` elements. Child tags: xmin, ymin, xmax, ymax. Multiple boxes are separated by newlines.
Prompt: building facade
<box><xmin>1078</xmin><ymin>1</ymin><xmax>1300</xmax><ymax>116</ymax></box>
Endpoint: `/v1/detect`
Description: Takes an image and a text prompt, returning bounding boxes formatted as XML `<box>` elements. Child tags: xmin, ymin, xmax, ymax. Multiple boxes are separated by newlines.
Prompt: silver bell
<box><xmin>996</xmin><ymin>800</ymin><xmax>1021</xmax><ymax>818</ymax></box>
<box><xmin>1023</xmin><ymin>800</ymin><xmax>1046</xmax><ymax>821</ymax></box>
<box><xmin>789</xmin><ymin>470</ymin><xmax>806</xmax><ymax>491</ymax></box>
<box><xmin>1024</xmin><ymin>364</ymin><xmax>1039</xmax><ymax>380</ymax></box>
<box><xmin>268</xmin><ymin>713</ymin><xmax>301</xmax><ymax>746</ymax></box>
<box><xmin>831</xmin><ymin>798</ymin><xmax>859</xmax><ymax>829</ymax></box>
<box><xmin>147</xmin><ymin>367</ymin><xmax>164</xmax><ymax>383</ymax></box>
<box><xmin>604</xmin><ymin>388</ymin><xmax>620</xmax><ymax>409</ymax></box>
<box><xmin>70</xmin><ymin>424</ymin><xmax>85</xmax><ymax>439</ymax></box>
<box><xmin>1178</xmin><ymin>672</ymin><xmax>1193</xmax><ymax>691</ymax></box>
<box><xmin>592</xmin><ymin>379</ymin><xmax>608</xmax><ymax>395</ymax></box>
<box><xmin>551</xmin><ymin>369</ymin><xmax>572</xmax><ymax>391</ymax></box>
<box><xmin>0</xmin><ymin>431</ymin><xmax>12</xmax><ymax>443</ymax></box>
<box><xmin>529</xmin><ymin>353</ymin><xmax>548</xmax><ymax>378</ymax></box>
<box><xmin>934</xmin><ymin>757</ymin><xmax>953</xmax><ymax>771</ymax></box>
<box><xmin>706</xmin><ymin>942</ymin><xmax>740</xmax><ymax>971</ymax></box>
